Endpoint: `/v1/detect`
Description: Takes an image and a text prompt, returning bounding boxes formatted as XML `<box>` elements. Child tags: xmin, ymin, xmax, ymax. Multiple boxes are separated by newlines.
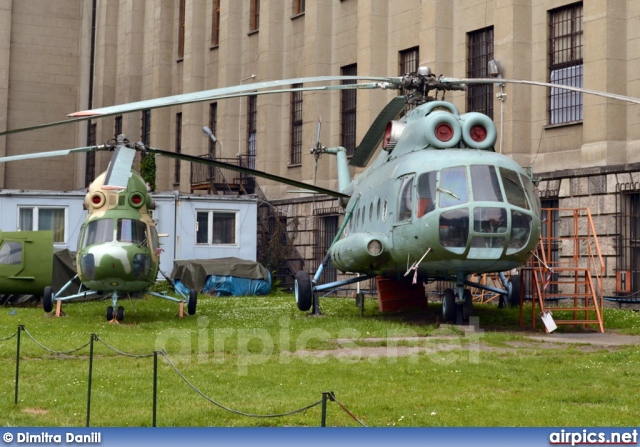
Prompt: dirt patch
<box><xmin>287</xmin><ymin>330</ymin><xmax>636</xmax><ymax>359</ymax></box>
<box><xmin>23</xmin><ymin>408</ymin><xmax>48</xmax><ymax>415</ymax></box>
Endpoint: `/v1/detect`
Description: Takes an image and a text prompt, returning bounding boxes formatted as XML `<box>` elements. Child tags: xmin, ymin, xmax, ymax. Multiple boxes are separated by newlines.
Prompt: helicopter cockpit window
<box><xmin>507</xmin><ymin>210</ymin><xmax>532</xmax><ymax>254</ymax></box>
<box><xmin>520</xmin><ymin>173</ymin><xmax>540</xmax><ymax>216</ymax></box>
<box><xmin>117</xmin><ymin>219</ymin><xmax>147</xmax><ymax>245</ymax></box>
<box><xmin>149</xmin><ymin>225</ymin><xmax>159</xmax><ymax>251</ymax></box>
<box><xmin>500</xmin><ymin>168</ymin><xmax>530</xmax><ymax>210</ymax></box>
<box><xmin>439</xmin><ymin>166</ymin><xmax>469</xmax><ymax>208</ymax></box>
<box><xmin>417</xmin><ymin>171</ymin><xmax>437</xmax><ymax>218</ymax></box>
<box><xmin>83</xmin><ymin>219</ymin><xmax>114</xmax><ymax>248</ymax></box>
<box><xmin>439</xmin><ymin>209</ymin><xmax>469</xmax><ymax>254</ymax></box>
<box><xmin>471</xmin><ymin>207</ymin><xmax>507</xmax><ymax>250</ymax></box>
<box><xmin>397</xmin><ymin>175</ymin><xmax>415</xmax><ymax>223</ymax></box>
<box><xmin>471</xmin><ymin>165</ymin><xmax>503</xmax><ymax>202</ymax></box>
<box><xmin>0</xmin><ymin>241</ymin><xmax>22</xmax><ymax>265</ymax></box>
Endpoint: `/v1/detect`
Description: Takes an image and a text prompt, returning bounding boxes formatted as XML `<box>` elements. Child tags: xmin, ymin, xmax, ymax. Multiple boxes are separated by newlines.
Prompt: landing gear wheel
<box><xmin>294</xmin><ymin>271</ymin><xmax>312</xmax><ymax>312</ymax></box>
<box><xmin>116</xmin><ymin>306</ymin><xmax>125</xmax><ymax>322</ymax></box>
<box><xmin>106</xmin><ymin>306</ymin><xmax>114</xmax><ymax>321</ymax></box>
<box><xmin>442</xmin><ymin>288</ymin><xmax>456</xmax><ymax>323</ymax></box>
<box><xmin>462</xmin><ymin>289</ymin><xmax>473</xmax><ymax>321</ymax></box>
<box><xmin>43</xmin><ymin>286</ymin><xmax>53</xmax><ymax>313</ymax></box>
<box><xmin>507</xmin><ymin>274</ymin><xmax>521</xmax><ymax>307</ymax></box>
<box><xmin>187</xmin><ymin>289</ymin><xmax>197</xmax><ymax>315</ymax></box>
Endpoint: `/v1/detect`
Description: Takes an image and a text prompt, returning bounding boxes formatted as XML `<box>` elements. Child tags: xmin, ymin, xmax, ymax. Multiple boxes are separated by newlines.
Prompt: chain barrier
<box><xmin>326</xmin><ymin>391</ymin><xmax>367</xmax><ymax>427</ymax></box>
<box><xmin>7</xmin><ymin>326</ymin><xmax>367</xmax><ymax>426</ymax></box>
<box><xmin>22</xmin><ymin>327</ymin><xmax>91</xmax><ymax>355</ymax></box>
<box><xmin>158</xmin><ymin>351</ymin><xmax>323</xmax><ymax>418</ymax></box>
<box><xmin>0</xmin><ymin>332</ymin><xmax>17</xmax><ymax>342</ymax></box>
<box><xmin>95</xmin><ymin>335</ymin><xmax>154</xmax><ymax>358</ymax></box>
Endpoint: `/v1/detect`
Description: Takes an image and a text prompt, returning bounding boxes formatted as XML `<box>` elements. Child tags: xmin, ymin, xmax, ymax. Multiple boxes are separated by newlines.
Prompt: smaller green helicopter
<box><xmin>0</xmin><ymin>136</ymin><xmax>198</xmax><ymax>322</ymax></box>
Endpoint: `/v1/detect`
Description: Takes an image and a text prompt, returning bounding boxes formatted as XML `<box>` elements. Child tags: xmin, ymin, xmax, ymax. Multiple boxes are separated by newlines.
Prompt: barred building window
<box><xmin>247</xmin><ymin>96</ymin><xmax>257</xmax><ymax>169</ymax></box>
<box><xmin>114</xmin><ymin>114</ymin><xmax>122</xmax><ymax>139</ymax></box>
<box><xmin>250</xmin><ymin>0</ymin><xmax>260</xmax><ymax>32</ymax></box>
<box><xmin>141</xmin><ymin>110</ymin><xmax>151</xmax><ymax>146</ymax></box>
<box><xmin>548</xmin><ymin>2</ymin><xmax>583</xmax><ymax>125</ymax></box>
<box><xmin>399</xmin><ymin>47</ymin><xmax>419</xmax><ymax>111</ymax></box>
<box><xmin>178</xmin><ymin>0</ymin><xmax>186</xmax><ymax>58</ymax></box>
<box><xmin>315</xmin><ymin>214</ymin><xmax>339</xmax><ymax>283</ymax></box>
<box><xmin>290</xmin><ymin>84</ymin><xmax>303</xmax><ymax>165</ymax></box>
<box><xmin>467</xmin><ymin>27</ymin><xmax>494</xmax><ymax>118</ymax></box>
<box><xmin>341</xmin><ymin>64</ymin><xmax>357</xmax><ymax>157</ymax></box>
<box><xmin>399</xmin><ymin>47</ymin><xmax>419</xmax><ymax>75</ymax></box>
<box><xmin>212</xmin><ymin>0</ymin><xmax>220</xmax><ymax>47</ymax></box>
<box><xmin>209</xmin><ymin>103</ymin><xmax>218</xmax><ymax>156</ymax></box>
<box><xmin>175</xmin><ymin>113</ymin><xmax>182</xmax><ymax>184</ymax></box>
<box><xmin>293</xmin><ymin>0</ymin><xmax>305</xmax><ymax>16</ymax></box>
<box><xmin>85</xmin><ymin>122</ymin><xmax>96</xmax><ymax>187</ymax></box>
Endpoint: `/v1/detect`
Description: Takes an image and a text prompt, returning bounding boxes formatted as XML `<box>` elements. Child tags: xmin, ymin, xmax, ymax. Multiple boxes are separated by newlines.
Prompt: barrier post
<box><xmin>153</xmin><ymin>351</ymin><xmax>159</xmax><ymax>427</ymax></box>
<box><xmin>86</xmin><ymin>334</ymin><xmax>97</xmax><ymax>427</ymax></box>
<box><xmin>14</xmin><ymin>325</ymin><xmax>24</xmax><ymax>405</ymax></box>
<box><xmin>321</xmin><ymin>392</ymin><xmax>331</xmax><ymax>427</ymax></box>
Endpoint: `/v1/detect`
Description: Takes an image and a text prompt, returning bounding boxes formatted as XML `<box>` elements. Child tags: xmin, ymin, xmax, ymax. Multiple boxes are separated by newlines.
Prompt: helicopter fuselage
<box><xmin>76</xmin><ymin>170</ymin><xmax>160</xmax><ymax>293</ymax></box>
<box><xmin>329</xmin><ymin>101</ymin><xmax>541</xmax><ymax>280</ymax></box>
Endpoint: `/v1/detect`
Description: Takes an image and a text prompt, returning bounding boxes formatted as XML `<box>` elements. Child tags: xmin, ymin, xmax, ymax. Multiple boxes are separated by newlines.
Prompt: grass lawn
<box><xmin>1</xmin><ymin>293</ymin><xmax>640</xmax><ymax>427</ymax></box>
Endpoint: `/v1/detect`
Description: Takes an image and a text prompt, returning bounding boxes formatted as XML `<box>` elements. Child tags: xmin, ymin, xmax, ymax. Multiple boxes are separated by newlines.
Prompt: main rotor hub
<box><xmin>400</xmin><ymin>67</ymin><xmax>466</xmax><ymax>105</ymax></box>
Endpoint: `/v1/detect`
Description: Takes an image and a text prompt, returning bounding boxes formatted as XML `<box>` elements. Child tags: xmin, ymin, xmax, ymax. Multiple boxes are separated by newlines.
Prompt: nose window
<box><xmin>439</xmin><ymin>166</ymin><xmax>469</xmax><ymax>208</ymax></box>
<box><xmin>439</xmin><ymin>208</ymin><xmax>469</xmax><ymax>254</ymax></box>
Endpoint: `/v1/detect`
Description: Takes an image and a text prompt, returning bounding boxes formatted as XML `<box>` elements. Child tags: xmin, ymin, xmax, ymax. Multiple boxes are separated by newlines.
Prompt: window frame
<box><xmin>247</xmin><ymin>95</ymin><xmax>257</xmax><ymax>169</ymax></box>
<box><xmin>340</xmin><ymin>64</ymin><xmax>357</xmax><ymax>157</ymax></box>
<box><xmin>548</xmin><ymin>2</ymin><xmax>583</xmax><ymax>125</ymax></box>
<box><xmin>178</xmin><ymin>0</ymin><xmax>186</xmax><ymax>59</ymax></box>
<box><xmin>292</xmin><ymin>0</ymin><xmax>305</xmax><ymax>17</ymax></box>
<box><xmin>250</xmin><ymin>0</ymin><xmax>260</xmax><ymax>33</ymax></box>
<box><xmin>466</xmin><ymin>26</ymin><xmax>494</xmax><ymax>118</ymax></box>
<box><xmin>290</xmin><ymin>84</ymin><xmax>303</xmax><ymax>166</ymax></box>
<box><xmin>175</xmin><ymin>112</ymin><xmax>182</xmax><ymax>185</ymax></box>
<box><xmin>18</xmin><ymin>206</ymin><xmax>68</xmax><ymax>244</ymax></box>
<box><xmin>211</xmin><ymin>0</ymin><xmax>220</xmax><ymax>47</ymax></box>
<box><xmin>195</xmin><ymin>210</ymin><xmax>239</xmax><ymax>246</ymax></box>
<box><xmin>209</xmin><ymin>103</ymin><xmax>218</xmax><ymax>156</ymax></box>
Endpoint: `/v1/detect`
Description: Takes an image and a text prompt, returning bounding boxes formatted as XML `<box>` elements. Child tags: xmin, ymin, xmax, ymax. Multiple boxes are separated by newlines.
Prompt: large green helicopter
<box><xmin>2</xmin><ymin>68</ymin><xmax>640</xmax><ymax>324</ymax></box>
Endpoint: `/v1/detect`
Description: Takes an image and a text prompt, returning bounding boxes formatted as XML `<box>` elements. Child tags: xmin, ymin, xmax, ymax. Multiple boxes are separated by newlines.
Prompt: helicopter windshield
<box><xmin>417</xmin><ymin>171</ymin><xmax>436</xmax><ymax>218</ymax></box>
<box><xmin>471</xmin><ymin>165</ymin><xmax>503</xmax><ymax>202</ymax></box>
<box><xmin>117</xmin><ymin>219</ymin><xmax>147</xmax><ymax>245</ymax></box>
<box><xmin>438</xmin><ymin>166</ymin><xmax>469</xmax><ymax>208</ymax></box>
<box><xmin>500</xmin><ymin>168</ymin><xmax>530</xmax><ymax>210</ymax></box>
<box><xmin>82</xmin><ymin>219</ymin><xmax>114</xmax><ymax>247</ymax></box>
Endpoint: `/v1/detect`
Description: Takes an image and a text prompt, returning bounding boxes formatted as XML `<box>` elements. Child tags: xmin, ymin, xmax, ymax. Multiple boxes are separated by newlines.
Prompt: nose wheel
<box><xmin>442</xmin><ymin>288</ymin><xmax>473</xmax><ymax>325</ymax></box>
<box><xmin>106</xmin><ymin>305</ymin><xmax>125</xmax><ymax>323</ymax></box>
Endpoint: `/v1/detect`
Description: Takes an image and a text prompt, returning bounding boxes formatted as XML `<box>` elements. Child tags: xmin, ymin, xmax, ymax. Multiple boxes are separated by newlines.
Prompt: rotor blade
<box><xmin>145</xmin><ymin>147</ymin><xmax>349</xmax><ymax>199</ymax></box>
<box><xmin>440</xmin><ymin>77</ymin><xmax>640</xmax><ymax>105</ymax></box>
<box><xmin>0</xmin><ymin>79</ymin><xmax>398</xmax><ymax>138</ymax></box>
<box><xmin>0</xmin><ymin>145</ymin><xmax>103</xmax><ymax>163</ymax></box>
<box><xmin>349</xmin><ymin>96</ymin><xmax>407</xmax><ymax>167</ymax></box>
<box><xmin>104</xmin><ymin>145</ymin><xmax>136</xmax><ymax>188</ymax></box>
<box><xmin>0</xmin><ymin>116</ymin><xmax>100</xmax><ymax>138</ymax></box>
<box><xmin>69</xmin><ymin>76</ymin><xmax>400</xmax><ymax>118</ymax></box>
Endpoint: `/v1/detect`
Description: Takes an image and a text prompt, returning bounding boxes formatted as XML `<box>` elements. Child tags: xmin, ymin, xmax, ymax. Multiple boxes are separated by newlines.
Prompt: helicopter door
<box><xmin>396</xmin><ymin>175</ymin><xmax>415</xmax><ymax>224</ymax></box>
<box><xmin>392</xmin><ymin>174</ymin><xmax>416</xmax><ymax>254</ymax></box>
